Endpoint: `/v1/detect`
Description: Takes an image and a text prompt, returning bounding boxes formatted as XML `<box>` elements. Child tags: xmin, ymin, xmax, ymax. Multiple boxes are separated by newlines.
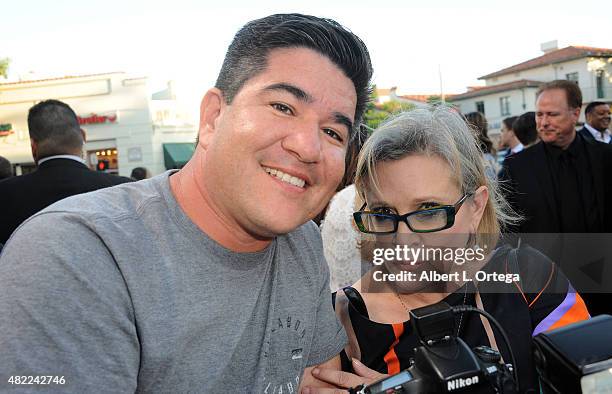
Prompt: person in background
<box><xmin>464</xmin><ymin>111</ymin><xmax>499</xmax><ymax>180</ymax></box>
<box><xmin>305</xmin><ymin>106</ymin><xmax>589</xmax><ymax>393</ymax></box>
<box><xmin>500</xmin><ymin>116</ymin><xmax>522</xmax><ymax>156</ymax></box>
<box><xmin>0</xmin><ymin>155</ymin><xmax>12</xmax><ymax>180</ymax></box>
<box><xmin>130</xmin><ymin>166</ymin><xmax>149</xmax><ymax>180</ymax></box>
<box><xmin>512</xmin><ymin>111</ymin><xmax>538</xmax><ymax>148</ymax></box>
<box><xmin>0</xmin><ymin>100</ymin><xmax>131</xmax><ymax>245</ymax></box>
<box><xmin>578</xmin><ymin>101</ymin><xmax>611</xmax><ymax>144</ymax></box>
<box><xmin>321</xmin><ymin>125</ymin><xmax>370</xmax><ymax>291</ymax></box>
<box><xmin>499</xmin><ymin>80</ymin><xmax>612</xmax><ymax>317</ymax></box>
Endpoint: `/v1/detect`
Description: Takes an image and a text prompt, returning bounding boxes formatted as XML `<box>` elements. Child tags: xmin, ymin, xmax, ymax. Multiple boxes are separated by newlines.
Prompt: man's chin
<box><xmin>252</xmin><ymin>217</ymin><xmax>310</xmax><ymax>238</ymax></box>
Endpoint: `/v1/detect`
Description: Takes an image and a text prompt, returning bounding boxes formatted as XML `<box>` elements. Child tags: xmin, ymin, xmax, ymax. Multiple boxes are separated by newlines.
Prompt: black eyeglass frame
<box><xmin>353</xmin><ymin>193</ymin><xmax>473</xmax><ymax>234</ymax></box>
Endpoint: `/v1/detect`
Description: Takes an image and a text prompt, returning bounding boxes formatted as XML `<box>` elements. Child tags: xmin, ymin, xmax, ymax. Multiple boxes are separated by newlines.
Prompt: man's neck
<box><xmin>169</xmin><ymin>153</ymin><xmax>272</xmax><ymax>253</ymax></box>
<box><xmin>37</xmin><ymin>154</ymin><xmax>86</xmax><ymax>166</ymax></box>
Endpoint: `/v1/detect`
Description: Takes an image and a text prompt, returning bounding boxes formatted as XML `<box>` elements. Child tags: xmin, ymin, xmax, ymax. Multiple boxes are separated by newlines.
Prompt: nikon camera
<box><xmin>349</xmin><ymin>302</ymin><xmax>518</xmax><ymax>394</ymax></box>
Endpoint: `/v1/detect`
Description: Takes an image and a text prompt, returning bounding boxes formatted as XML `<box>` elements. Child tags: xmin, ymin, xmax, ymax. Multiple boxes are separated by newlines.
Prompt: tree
<box><xmin>0</xmin><ymin>57</ymin><xmax>9</xmax><ymax>78</ymax></box>
<box><xmin>363</xmin><ymin>86</ymin><xmax>415</xmax><ymax>131</ymax></box>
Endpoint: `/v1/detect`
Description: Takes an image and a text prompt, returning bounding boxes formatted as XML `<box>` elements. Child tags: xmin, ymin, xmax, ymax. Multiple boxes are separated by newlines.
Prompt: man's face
<box><xmin>586</xmin><ymin>104</ymin><xmax>611</xmax><ymax>132</ymax></box>
<box><xmin>536</xmin><ymin>88</ymin><xmax>580</xmax><ymax>149</ymax></box>
<box><xmin>499</xmin><ymin>123</ymin><xmax>512</xmax><ymax>147</ymax></box>
<box><xmin>199</xmin><ymin>47</ymin><xmax>357</xmax><ymax>237</ymax></box>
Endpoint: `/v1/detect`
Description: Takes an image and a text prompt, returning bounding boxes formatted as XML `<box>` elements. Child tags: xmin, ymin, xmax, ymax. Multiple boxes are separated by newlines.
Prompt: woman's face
<box><xmin>363</xmin><ymin>154</ymin><xmax>488</xmax><ymax>292</ymax></box>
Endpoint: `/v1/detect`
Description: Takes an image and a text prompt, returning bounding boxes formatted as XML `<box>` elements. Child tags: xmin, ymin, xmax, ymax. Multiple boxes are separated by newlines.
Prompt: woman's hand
<box><xmin>301</xmin><ymin>358</ymin><xmax>388</xmax><ymax>394</ymax></box>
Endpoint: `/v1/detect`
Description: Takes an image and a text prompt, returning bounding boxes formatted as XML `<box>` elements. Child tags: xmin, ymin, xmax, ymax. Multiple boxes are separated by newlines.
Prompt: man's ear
<box><xmin>571</xmin><ymin>107</ymin><xmax>581</xmax><ymax>123</ymax></box>
<box><xmin>470</xmin><ymin>185</ymin><xmax>489</xmax><ymax>232</ymax></box>
<box><xmin>30</xmin><ymin>139</ymin><xmax>38</xmax><ymax>163</ymax></box>
<box><xmin>198</xmin><ymin>88</ymin><xmax>225</xmax><ymax>149</ymax></box>
<box><xmin>80</xmin><ymin>128</ymin><xmax>87</xmax><ymax>143</ymax></box>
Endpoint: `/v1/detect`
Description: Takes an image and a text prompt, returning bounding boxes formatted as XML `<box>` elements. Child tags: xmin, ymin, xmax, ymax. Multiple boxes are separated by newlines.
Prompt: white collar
<box><xmin>585</xmin><ymin>123</ymin><xmax>611</xmax><ymax>143</ymax></box>
<box><xmin>511</xmin><ymin>143</ymin><xmax>524</xmax><ymax>154</ymax></box>
<box><xmin>37</xmin><ymin>154</ymin><xmax>87</xmax><ymax>166</ymax></box>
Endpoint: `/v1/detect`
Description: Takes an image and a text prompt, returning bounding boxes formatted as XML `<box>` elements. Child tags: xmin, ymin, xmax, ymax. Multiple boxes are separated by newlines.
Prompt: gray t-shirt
<box><xmin>0</xmin><ymin>172</ymin><xmax>346</xmax><ymax>393</ymax></box>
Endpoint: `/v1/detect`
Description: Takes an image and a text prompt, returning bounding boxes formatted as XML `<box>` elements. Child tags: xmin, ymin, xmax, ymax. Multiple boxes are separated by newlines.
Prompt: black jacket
<box><xmin>499</xmin><ymin>136</ymin><xmax>612</xmax><ymax>233</ymax></box>
<box><xmin>0</xmin><ymin>158</ymin><xmax>132</xmax><ymax>244</ymax></box>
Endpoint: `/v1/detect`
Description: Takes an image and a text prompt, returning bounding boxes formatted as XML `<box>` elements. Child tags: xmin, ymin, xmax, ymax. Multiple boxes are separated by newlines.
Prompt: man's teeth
<box><xmin>264</xmin><ymin>167</ymin><xmax>306</xmax><ymax>188</ymax></box>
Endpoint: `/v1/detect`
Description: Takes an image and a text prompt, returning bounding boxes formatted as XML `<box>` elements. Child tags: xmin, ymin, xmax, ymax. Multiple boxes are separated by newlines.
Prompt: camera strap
<box><xmin>475</xmin><ymin>291</ymin><xmax>505</xmax><ymax>363</ymax></box>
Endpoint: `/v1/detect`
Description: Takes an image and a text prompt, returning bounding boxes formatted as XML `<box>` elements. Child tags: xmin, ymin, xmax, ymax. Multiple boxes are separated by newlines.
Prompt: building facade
<box><xmin>0</xmin><ymin>72</ymin><xmax>196</xmax><ymax>176</ymax></box>
<box><xmin>450</xmin><ymin>45</ymin><xmax>612</xmax><ymax>135</ymax></box>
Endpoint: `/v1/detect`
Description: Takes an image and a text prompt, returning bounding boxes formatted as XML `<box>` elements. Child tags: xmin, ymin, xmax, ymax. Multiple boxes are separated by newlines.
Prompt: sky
<box><xmin>2</xmin><ymin>0</ymin><xmax>610</xmax><ymax>111</ymax></box>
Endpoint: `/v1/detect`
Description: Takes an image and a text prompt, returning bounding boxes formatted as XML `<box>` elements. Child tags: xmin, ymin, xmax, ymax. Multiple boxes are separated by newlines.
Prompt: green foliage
<box><xmin>0</xmin><ymin>57</ymin><xmax>9</xmax><ymax>78</ymax></box>
<box><xmin>363</xmin><ymin>88</ymin><xmax>415</xmax><ymax>131</ymax></box>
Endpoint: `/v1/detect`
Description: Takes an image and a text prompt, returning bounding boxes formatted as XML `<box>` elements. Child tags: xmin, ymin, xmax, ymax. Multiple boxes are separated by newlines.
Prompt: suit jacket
<box><xmin>0</xmin><ymin>158</ymin><xmax>132</xmax><ymax>244</ymax></box>
<box><xmin>578</xmin><ymin>126</ymin><xmax>612</xmax><ymax>144</ymax></box>
<box><xmin>499</xmin><ymin>135</ymin><xmax>612</xmax><ymax>234</ymax></box>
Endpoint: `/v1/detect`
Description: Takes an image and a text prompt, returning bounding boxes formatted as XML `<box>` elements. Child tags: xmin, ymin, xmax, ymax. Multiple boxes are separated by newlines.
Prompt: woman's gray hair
<box><xmin>354</xmin><ymin>105</ymin><xmax>519</xmax><ymax>236</ymax></box>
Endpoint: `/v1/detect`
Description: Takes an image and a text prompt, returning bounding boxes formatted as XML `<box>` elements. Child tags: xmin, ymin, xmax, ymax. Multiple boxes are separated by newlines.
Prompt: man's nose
<box><xmin>282</xmin><ymin>122</ymin><xmax>322</xmax><ymax>163</ymax></box>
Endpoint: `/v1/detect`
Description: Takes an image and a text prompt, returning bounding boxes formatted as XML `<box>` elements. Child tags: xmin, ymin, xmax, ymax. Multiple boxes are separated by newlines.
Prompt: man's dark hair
<box><xmin>28</xmin><ymin>99</ymin><xmax>83</xmax><ymax>159</ymax></box>
<box><xmin>130</xmin><ymin>167</ymin><xmax>148</xmax><ymax>181</ymax></box>
<box><xmin>536</xmin><ymin>80</ymin><xmax>582</xmax><ymax>109</ymax></box>
<box><xmin>0</xmin><ymin>155</ymin><xmax>12</xmax><ymax>179</ymax></box>
<box><xmin>502</xmin><ymin>116</ymin><xmax>518</xmax><ymax>131</ymax></box>
<box><xmin>215</xmin><ymin>13</ymin><xmax>373</xmax><ymax>133</ymax></box>
<box><xmin>512</xmin><ymin>112</ymin><xmax>538</xmax><ymax>146</ymax></box>
<box><xmin>585</xmin><ymin>101</ymin><xmax>608</xmax><ymax>116</ymax></box>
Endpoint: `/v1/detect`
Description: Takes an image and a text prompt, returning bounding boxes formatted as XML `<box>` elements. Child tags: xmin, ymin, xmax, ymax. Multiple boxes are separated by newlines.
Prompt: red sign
<box><xmin>78</xmin><ymin>113</ymin><xmax>117</xmax><ymax>125</ymax></box>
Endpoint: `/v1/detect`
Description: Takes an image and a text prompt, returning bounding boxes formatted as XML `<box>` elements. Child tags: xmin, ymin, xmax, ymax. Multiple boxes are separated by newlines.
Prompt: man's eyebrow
<box><xmin>262</xmin><ymin>83</ymin><xmax>313</xmax><ymax>103</ymax></box>
<box><xmin>333</xmin><ymin>112</ymin><xmax>354</xmax><ymax>134</ymax></box>
<box><xmin>263</xmin><ymin>83</ymin><xmax>354</xmax><ymax>134</ymax></box>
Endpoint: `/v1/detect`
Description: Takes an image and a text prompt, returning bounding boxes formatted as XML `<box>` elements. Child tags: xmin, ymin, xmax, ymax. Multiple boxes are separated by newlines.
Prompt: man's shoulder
<box><xmin>501</xmin><ymin>142</ymin><xmax>542</xmax><ymax>175</ymax></box>
<box><xmin>0</xmin><ymin>171</ymin><xmax>43</xmax><ymax>203</ymax></box>
<box><xmin>584</xmin><ymin>134</ymin><xmax>612</xmax><ymax>155</ymax></box>
<box><xmin>283</xmin><ymin>221</ymin><xmax>321</xmax><ymax>244</ymax></box>
<box><xmin>75</xmin><ymin>167</ymin><xmax>133</xmax><ymax>185</ymax></box>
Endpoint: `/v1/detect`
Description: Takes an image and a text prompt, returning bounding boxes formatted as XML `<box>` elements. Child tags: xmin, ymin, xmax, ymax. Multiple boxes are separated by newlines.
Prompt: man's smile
<box><xmin>263</xmin><ymin>166</ymin><xmax>308</xmax><ymax>189</ymax></box>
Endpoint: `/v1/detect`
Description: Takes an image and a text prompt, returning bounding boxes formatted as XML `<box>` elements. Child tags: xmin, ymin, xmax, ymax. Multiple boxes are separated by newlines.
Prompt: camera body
<box><xmin>350</xmin><ymin>302</ymin><xmax>517</xmax><ymax>394</ymax></box>
<box><xmin>351</xmin><ymin>338</ymin><xmax>515</xmax><ymax>394</ymax></box>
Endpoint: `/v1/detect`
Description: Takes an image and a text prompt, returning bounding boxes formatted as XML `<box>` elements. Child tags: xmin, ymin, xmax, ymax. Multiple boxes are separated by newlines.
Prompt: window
<box><xmin>566</xmin><ymin>72</ymin><xmax>579</xmax><ymax>85</ymax></box>
<box><xmin>499</xmin><ymin>96</ymin><xmax>511</xmax><ymax>116</ymax></box>
<box><xmin>596</xmin><ymin>70</ymin><xmax>605</xmax><ymax>99</ymax></box>
<box><xmin>476</xmin><ymin>101</ymin><xmax>485</xmax><ymax>114</ymax></box>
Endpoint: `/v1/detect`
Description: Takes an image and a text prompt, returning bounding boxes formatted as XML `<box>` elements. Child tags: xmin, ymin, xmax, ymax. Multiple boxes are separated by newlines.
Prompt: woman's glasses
<box><xmin>353</xmin><ymin>193</ymin><xmax>473</xmax><ymax>234</ymax></box>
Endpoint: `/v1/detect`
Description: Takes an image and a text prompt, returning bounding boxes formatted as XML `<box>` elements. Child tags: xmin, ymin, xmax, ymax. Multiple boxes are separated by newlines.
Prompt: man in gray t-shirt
<box><xmin>0</xmin><ymin>13</ymin><xmax>373</xmax><ymax>393</ymax></box>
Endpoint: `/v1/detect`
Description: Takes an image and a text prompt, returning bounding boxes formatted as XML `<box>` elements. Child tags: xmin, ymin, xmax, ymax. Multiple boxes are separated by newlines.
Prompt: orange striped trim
<box><xmin>504</xmin><ymin>252</ymin><xmax>555</xmax><ymax>308</ymax></box>
<box><xmin>548</xmin><ymin>293</ymin><xmax>590</xmax><ymax>331</ymax></box>
<box><xmin>383</xmin><ymin>323</ymin><xmax>404</xmax><ymax>375</ymax></box>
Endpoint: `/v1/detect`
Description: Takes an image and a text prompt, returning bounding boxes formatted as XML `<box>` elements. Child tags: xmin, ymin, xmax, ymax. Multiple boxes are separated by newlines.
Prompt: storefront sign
<box><xmin>78</xmin><ymin>112</ymin><xmax>118</xmax><ymax>125</ymax></box>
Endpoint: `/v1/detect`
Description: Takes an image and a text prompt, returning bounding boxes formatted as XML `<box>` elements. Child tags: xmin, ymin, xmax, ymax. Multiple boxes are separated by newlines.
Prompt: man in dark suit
<box><xmin>0</xmin><ymin>100</ymin><xmax>131</xmax><ymax>245</ymax></box>
<box><xmin>578</xmin><ymin>101</ymin><xmax>611</xmax><ymax>144</ymax></box>
<box><xmin>499</xmin><ymin>80</ymin><xmax>612</xmax><ymax>316</ymax></box>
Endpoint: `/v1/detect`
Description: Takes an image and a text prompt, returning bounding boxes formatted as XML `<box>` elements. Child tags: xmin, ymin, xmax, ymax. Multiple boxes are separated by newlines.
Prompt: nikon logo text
<box><xmin>447</xmin><ymin>375</ymin><xmax>479</xmax><ymax>391</ymax></box>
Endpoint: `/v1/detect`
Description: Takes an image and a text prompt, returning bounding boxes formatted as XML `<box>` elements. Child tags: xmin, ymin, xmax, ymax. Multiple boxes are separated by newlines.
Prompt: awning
<box><xmin>163</xmin><ymin>143</ymin><xmax>195</xmax><ymax>170</ymax></box>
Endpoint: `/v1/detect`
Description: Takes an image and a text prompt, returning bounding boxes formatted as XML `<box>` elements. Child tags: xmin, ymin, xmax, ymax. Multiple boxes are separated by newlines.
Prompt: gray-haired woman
<box><xmin>307</xmin><ymin>106</ymin><xmax>588</xmax><ymax>393</ymax></box>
